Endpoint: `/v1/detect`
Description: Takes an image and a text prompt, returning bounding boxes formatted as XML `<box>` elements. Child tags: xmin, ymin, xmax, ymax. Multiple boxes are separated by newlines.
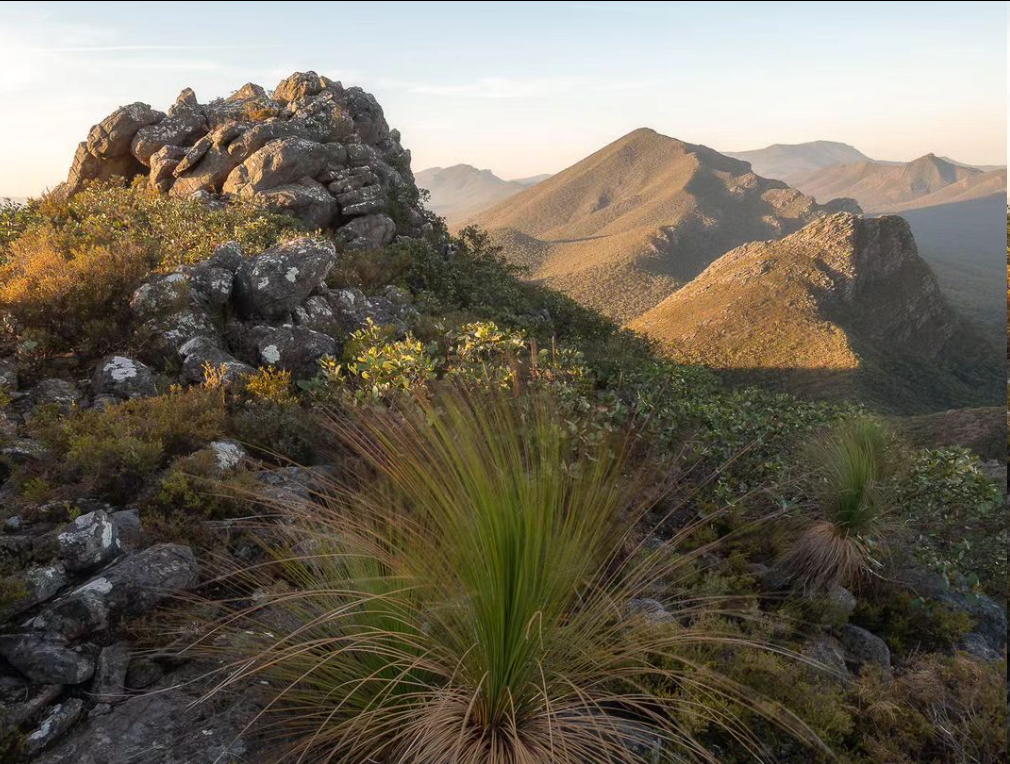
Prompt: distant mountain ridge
<box><xmin>629</xmin><ymin>213</ymin><xmax>1001</xmax><ymax>414</ymax></box>
<box><xmin>724</xmin><ymin>141</ymin><xmax>872</xmax><ymax>180</ymax></box>
<box><xmin>415</xmin><ymin>165</ymin><xmax>547</xmax><ymax>225</ymax></box>
<box><xmin>469</xmin><ymin>128</ymin><xmax>858</xmax><ymax>322</ymax></box>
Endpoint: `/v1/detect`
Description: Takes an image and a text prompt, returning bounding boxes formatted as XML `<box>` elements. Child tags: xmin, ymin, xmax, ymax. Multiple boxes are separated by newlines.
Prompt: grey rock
<box><xmin>802</xmin><ymin>636</ymin><xmax>852</xmax><ymax>685</ymax></box>
<box><xmin>0</xmin><ymin>563</ymin><xmax>68</xmax><ymax>622</ymax></box>
<box><xmin>226</xmin><ymin>82</ymin><xmax>268</xmax><ymax>103</ymax></box>
<box><xmin>839</xmin><ymin>624</ymin><xmax>891</xmax><ymax>671</ymax></box>
<box><xmin>29</xmin><ymin>379</ymin><xmax>82</xmax><ymax>415</ymax></box>
<box><xmin>225</xmin><ymin>121</ymin><xmax>309</xmax><ymax>164</ymax></box>
<box><xmin>35</xmin><ymin>665</ymin><xmax>259</xmax><ymax>764</ymax></box>
<box><xmin>293</xmin><ymin>295</ymin><xmax>340</xmax><ymax>335</ymax></box>
<box><xmin>57</xmin><ymin>510</ymin><xmax>119</xmax><ymax>573</ymax></box>
<box><xmin>129</xmin><ymin>273</ymin><xmax>192</xmax><ymax>322</ymax></box>
<box><xmin>170</xmin><ymin>147</ymin><xmax>237</xmax><ymax>197</ymax></box>
<box><xmin>233</xmin><ymin>237</ymin><xmax>337</xmax><ymax>319</ymax></box>
<box><xmin>148</xmin><ymin>145</ymin><xmax>187</xmax><ymax>193</ymax></box>
<box><xmin>173</xmin><ymin>136</ymin><xmax>211</xmax><ymax>176</ymax></box>
<box><xmin>110</xmin><ymin>510</ymin><xmax>142</xmax><ymax>553</ymax></box>
<box><xmin>93</xmin><ymin>355</ymin><xmax>157</xmax><ymax>400</ymax></box>
<box><xmin>208</xmin><ymin>441</ymin><xmax>247</xmax><ymax>474</ymax></box>
<box><xmin>137</xmin><ymin>306</ymin><xmax>219</xmax><ymax>365</ymax></box>
<box><xmin>91</xmin><ymin>643</ymin><xmax>131</xmax><ymax>704</ymax></box>
<box><xmin>131</xmin><ymin>105</ymin><xmax>207</xmax><ymax>165</ymax></box>
<box><xmin>0</xmin><ymin>635</ymin><xmax>94</xmax><ymax>684</ymax></box>
<box><xmin>626</xmin><ymin>598</ymin><xmax>673</xmax><ymax>624</ymax></box>
<box><xmin>207</xmin><ymin>241</ymin><xmax>245</xmax><ymax>272</ymax></box>
<box><xmin>0</xmin><ymin>682</ymin><xmax>63</xmax><ymax>734</ymax></box>
<box><xmin>247</xmin><ymin>324</ymin><xmax>338</xmax><ymax>377</ymax></box>
<box><xmin>961</xmin><ymin>633</ymin><xmax>1001</xmax><ymax>663</ymax></box>
<box><xmin>336</xmin><ymin>183</ymin><xmax>385</xmax><ymax>216</ymax></box>
<box><xmin>187</xmin><ymin>263</ymin><xmax>235</xmax><ymax>308</ymax></box>
<box><xmin>178</xmin><ymin>337</ymin><xmax>254</xmax><ymax>386</ymax></box>
<box><xmin>86</xmin><ymin>103</ymin><xmax>165</xmax><ymax>158</ymax></box>
<box><xmin>124</xmin><ymin>657</ymin><xmax>163</xmax><ymax>691</ymax></box>
<box><xmin>0</xmin><ymin>358</ymin><xmax>17</xmax><ymax>390</ymax></box>
<box><xmin>223</xmin><ymin>137</ymin><xmax>329</xmax><ymax>197</ymax></box>
<box><xmin>28</xmin><ymin>587</ymin><xmax>110</xmax><ymax>641</ymax></box>
<box><xmin>258</xmin><ymin>177</ymin><xmax>338</xmax><ymax>228</ymax></box>
<box><xmin>24</xmin><ymin>698</ymin><xmax>86</xmax><ymax>755</ymax></box>
<box><xmin>336</xmin><ymin>213</ymin><xmax>396</xmax><ymax>250</ymax></box>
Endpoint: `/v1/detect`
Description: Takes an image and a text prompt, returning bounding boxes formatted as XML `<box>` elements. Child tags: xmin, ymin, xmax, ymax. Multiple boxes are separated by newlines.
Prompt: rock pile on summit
<box><xmin>60</xmin><ymin>71</ymin><xmax>429</xmax><ymax>246</ymax></box>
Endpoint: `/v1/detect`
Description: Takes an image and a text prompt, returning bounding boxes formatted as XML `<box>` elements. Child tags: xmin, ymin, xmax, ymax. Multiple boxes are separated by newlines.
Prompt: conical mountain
<box><xmin>629</xmin><ymin>213</ymin><xmax>1001</xmax><ymax>413</ymax></box>
<box><xmin>470</xmin><ymin>128</ymin><xmax>858</xmax><ymax>322</ymax></box>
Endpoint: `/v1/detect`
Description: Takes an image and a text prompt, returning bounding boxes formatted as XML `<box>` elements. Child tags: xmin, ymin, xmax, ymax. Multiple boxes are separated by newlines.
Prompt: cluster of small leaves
<box><xmin>893</xmin><ymin>446</ymin><xmax>1007</xmax><ymax>596</ymax></box>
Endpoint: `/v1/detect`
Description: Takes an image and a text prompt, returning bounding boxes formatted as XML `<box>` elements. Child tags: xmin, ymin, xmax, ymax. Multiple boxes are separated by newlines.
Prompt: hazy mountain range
<box><xmin>415</xmin><ymin>166</ymin><xmax>548</xmax><ymax>225</ymax></box>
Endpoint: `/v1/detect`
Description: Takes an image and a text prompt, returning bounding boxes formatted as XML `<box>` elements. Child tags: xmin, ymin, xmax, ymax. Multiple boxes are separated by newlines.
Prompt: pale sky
<box><xmin>1</xmin><ymin>1</ymin><xmax>1006</xmax><ymax>197</ymax></box>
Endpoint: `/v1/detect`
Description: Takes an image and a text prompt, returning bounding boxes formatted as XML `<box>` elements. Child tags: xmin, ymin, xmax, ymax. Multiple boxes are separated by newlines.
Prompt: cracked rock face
<box><xmin>59</xmin><ymin>71</ymin><xmax>430</xmax><ymax>242</ymax></box>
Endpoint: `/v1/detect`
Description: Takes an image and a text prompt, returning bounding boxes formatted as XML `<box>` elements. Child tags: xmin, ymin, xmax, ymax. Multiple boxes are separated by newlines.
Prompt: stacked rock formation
<box><xmin>60</xmin><ymin>71</ymin><xmax>429</xmax><ymax>248</ymax></box>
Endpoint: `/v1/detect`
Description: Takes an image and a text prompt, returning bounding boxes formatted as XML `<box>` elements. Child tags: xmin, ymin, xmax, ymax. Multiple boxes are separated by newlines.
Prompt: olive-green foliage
<box><xmin>31</xmin><ymin>385</ymin><xmax>226</xmax><ymax>502</ymax></box>
<box><xmin>851</xmin><ymin>584</ymin><xmax>975</xmax><ymax>657</ymax></box>
<box><xmin>895</xmin><ymin>446</ymin><xmax>1007</xmax><ymax>597</ymax></box>
<box><xmin>0</xmin><ymin>181</ymin><xmax>307</xmax><ymax>353</ymax></box>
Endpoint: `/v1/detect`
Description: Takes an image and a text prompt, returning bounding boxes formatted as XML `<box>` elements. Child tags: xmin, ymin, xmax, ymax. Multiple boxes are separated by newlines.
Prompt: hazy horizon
<box><xmin>1</xmin><ymin>1</ymin><xmax>1006</xmax><ymax>197</ymax></box>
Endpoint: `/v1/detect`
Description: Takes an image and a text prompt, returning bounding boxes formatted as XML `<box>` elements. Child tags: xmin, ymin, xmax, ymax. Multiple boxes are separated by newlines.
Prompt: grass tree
<box><xmin>187</xmin><ymin>389</ymin><xmax>821</xmax><ymax>763</ymax></box>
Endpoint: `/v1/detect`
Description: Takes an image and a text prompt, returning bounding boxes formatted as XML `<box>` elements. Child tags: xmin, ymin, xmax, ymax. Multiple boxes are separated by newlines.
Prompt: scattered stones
<box><xmin>839</xmin><ymin>624</ymin><xmax>891</xmax><ymax>671</ymax></box>
<box><xmin>92</xmin><ymin>355</ymin><xmax>157</xmax><ymax>400</ymax></box>
<box><xmin>234</xmin><ymin>237</ymin><xmax>337</xmax><ymax>319</ymax></box>
<box><xmin>57</xmin><ymin>510</ymin><xmax>119</xmax><ymax>573</ymax></box>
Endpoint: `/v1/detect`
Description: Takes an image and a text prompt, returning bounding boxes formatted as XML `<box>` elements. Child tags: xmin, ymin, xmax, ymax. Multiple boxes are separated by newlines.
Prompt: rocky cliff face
<box><xmin>60</xmin><ymin>72</ymin><xmax>430</xmax><ymax>249</ymax></box>
<box><xmin>630</xmin><ymin>213</ymin><xmax>1002</xmax><ymax>413</ymax></box>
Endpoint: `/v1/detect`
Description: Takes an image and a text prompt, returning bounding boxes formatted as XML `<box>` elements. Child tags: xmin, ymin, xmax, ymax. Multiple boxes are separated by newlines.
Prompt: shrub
<box><xmin>33</xmin><ymin>385</ymin><xmax>226</xmax><ymax>501</ymax></box>
<box><xmin>243</xmin><ymin>366</ymin><xmax>296</xmax><ymax>407</ymax></box>
<box><xmin>780</xmin><ymin>419</ymin><xmax>899</xmax><ymax>592</ymax></box>
<box><xmin>185</xmin><ymin>390</ymin><xmax>821</xmax><ymax>763</ymax></box>
<box><xmin>0</xmin><ymin>181</ymin><xmax>308</xmax><ymax>353</ymax></box>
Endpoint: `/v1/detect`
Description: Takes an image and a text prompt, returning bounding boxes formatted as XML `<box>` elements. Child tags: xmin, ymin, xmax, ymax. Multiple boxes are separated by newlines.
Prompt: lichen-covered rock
<box><xmin>187</xmin><ymin>262</ymin><xmax>235</xmax><ymax>307</ymax></box>
<box><xmin>131</xmin><ymin>101</ymin><xmax>206</xmax><ymax>165</ymax></box>
<box><xmin>0</xmin><ymin>682</ymin><xmax>62</xmax><ymax>736</ymax></box>
<box><xmin>223</xmin><ymin>137</ymin><xmax>329</xmax><ymax>197</ymax></box>
<box><xmin>0</xmin><ymin>634</ymin><xmax>95</xmax><ymax>684</ymax></box>
<box><xmin>137</xmin><ymin>306</ymin><xmax>219</xmax><ymax>365</ymax></box>
<box><xmin>0</xmin><ymin>563</ymin><xmax>68</xmax><ymax>622</ymax></box>
<box><xmin>93</xmin><ymin>355</ymin><xmax>157</xmax><ymax>400</ymax></box>
<box><xmin>57</xmin><ymin>510</ymin><xmax>119</xmax><ymax>573</ymax></box>
<box><xmin>86</xmin><ymin>103</ymin><xmax>165</xmax><ymax>158</ymax></box>
<box><xmin>24</xmin><ymin>698</ymin><xmax>86</xmax><ymax>755</ymax></box>
<box><xmin>148</xmin><ymin>145</ymin><xmax>188</xmax><ymax>192</ymax></box>
<box><xmin>208</xmin><ymin>441</ymin><xmax>247</xmax><ymax>473</ymax></box>
<box><xmin>130</xmin><ymin>273</ymin><xmax>192</xmax><ymax>321</ymax></box>
<box><xmin>336</xmin><ymin>213</ymin><xmax>396</xmax><ymax>250</ymax></box>
<box><xmin>233</xmin><ymin>238</ymin><xmax>337</xmax><ymax>319</ymax></box>
<box><xmin>28</xmin><ymin>379</ymin><xmax>82</xmax><ymax>415</ymax></box>
<box><xmin>170</xmin><ymin>147</ymin><xmax>237</xmax><ymax>197</ymax></box>
<box><xmin>178</xmin><ymin>336</ymin><xmax>254</xmax><ymax>385</ymax></box>
<box><xmin>258</xmin><ymin>178</ymin><xmax>338</xmax><ymax>228</ymax></box>
<box><xmin>246</xmin><ymin>324</ymin><xmax>338</xmax><ymax>377</ymax></box>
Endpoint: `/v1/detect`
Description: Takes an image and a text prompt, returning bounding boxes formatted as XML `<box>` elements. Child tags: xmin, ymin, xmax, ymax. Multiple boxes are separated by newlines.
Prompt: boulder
<box><xmin>0</xmin><ymin>682</ymin><xmax>63</xmax><ymax>735</ymax></box>
<box><xmin>0</xmin><ymin>634</ymin><xmax>95</xmax><ymax>684</ymax></box>
<box><xmin>208</xmin><ymin>441</ymin><xmax>247</xmax><ymax>474</ymax></box>
<box><xmin>223</xmin><ymin>137</ymin><xmax>329</xmax><ymax>197</ymax></box>
<box><xmin>178</xmin><ymin>337</ymin><xmax>254</xmax><ymax>386</ymax></box>
<box><xmin>110</xmin><ymin>510</ymin><xmax>143</xmax><ymax>553</ymax></box>
<box><xmin>225</xmin><ymin>121</ymin><xmax>309</xmax><ymax>164</ymax></box>
<box><xmin>56</xmin><ymin>510</ymin><xmax>119</xmax><ymax>573</ymax></box>
<box><xmin>187</xmin><ymin>263</ymin><xmax>235</xmax><ymax>308</ymax></box>
<box><xmin>273</xmin><ymin>71</ymin><xmax>327</xmax><ymax>104</ymax></box>
<box><xmin>839</xmin><ymin>624</ymin><xmax>891</xmax><ymax>671</ymax></box>
<box><xmin>0</xmin><ymin>563</ymin><xmax>68</xmax><ymax>622</ymax></box>
<box><xmin>93</xmin><ymin>356</ymin><xmax>157</xmax><ymax>400</ymax></box>
<box><xmin>233</xmin><ymin>238</ymin><xmax>337</xmax><ymax>319</ymax></box>
<box><xmin>148</xmin><ymin>145</ymin><xmax>188</xmax><ymax>192</ymax></box>
<box><xmin>86</xmin><ymin>103</ymin><xmax>165</xmax><ymax>158</ymax></box>
<box><xmin>137</xmin><ymin>306</ymin><xmax>219</xmax><ymax>365</ymax></box>
<box><xmin>64</xmin><ymin>142</ymin><xmax>142</xmax><ymax>196</ymax></box>
<box><xmin>802</xmin><ymin>636</ymin><xmax>852</xmax><ymax>684</ymax></box>
<box><xmin>247</xmin><ymin>324</ymin><xmax>338</xmax><ymax>376</ymax></box>
<box><xmin>131</xmin><ymin>103</ymin><xmax>206</xmax><ymax>165</ymax></box>
<box><xmin>91</xmin><ymin>642</ymin><xmax>131</xmax><ymax>704</ymax></box>
<box><xmin>170</xmin><ymin>147</ymin><xmax>237</xmax><ymax>197</ymax></box>
<box><xmin>336</xmin><ymin>213</ymin><xmax>396</xmax><ymax>250</ymax></box>
<box><xmin>24</xmin><ymin>698</ymin><xmax>86</xmax><ymax>755</ymax></box>
<box><xmin>28</xmin><ymin>379</ymin><xmax>82</xmax><ymax>415</ymax></box>
<box><xmin>258</xmin><ymin>178</ymin><xmax>338</xmax><ymax>228</ymax></box>
<box><xmin>129</xmin><ymin>273</ymin><xmax>192</xmax><ymax>321</ymax></box>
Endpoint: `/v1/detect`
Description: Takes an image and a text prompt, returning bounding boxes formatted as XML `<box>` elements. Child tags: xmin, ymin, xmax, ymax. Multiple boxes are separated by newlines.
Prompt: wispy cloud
<box><xmin>27</xmin><ymin>44</ymin><xmax>280</xmax><ymax>52</ymax></box>
<box><xmin>408</xmin><ymin>76</ymin><xmax>652</xmax><ymax>100</ymax></box>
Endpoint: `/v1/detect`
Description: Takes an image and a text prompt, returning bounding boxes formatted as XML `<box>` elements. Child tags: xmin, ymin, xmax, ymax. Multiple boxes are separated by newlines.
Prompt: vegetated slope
<box><xmin>470</xmin><ymin>128</ymin><xmax>858</xmax><ymax>322</ymax></box>
<box><xmin>724</xmin><ymin>140</ymin><xmax>872</xmax><ymax>180</ymax></box>
<box><xmin>788</xmin><ymin>154</ymin><xmax>988</xmax><ymax>214</ymax></box>
<box><xmin>894</xmin><ymin>406</ymin><xmax>1006</xmax><ymax>462</ymax></box>
<box><xmin>415</xmin><ymin>165</ymin><xmax>539</xmax><ymax>225</ymax></box>
<box><xmin>628</xmin><ymin>213</ymin><xmax>1001</xmax><ymax>414</ymax></box>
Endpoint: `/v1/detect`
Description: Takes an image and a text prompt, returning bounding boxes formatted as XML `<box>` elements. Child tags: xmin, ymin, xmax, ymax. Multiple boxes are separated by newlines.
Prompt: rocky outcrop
<box><xmin>60</xmin><ymin>71</ymin><xmax>429</xmax><ymax>242</ymax></box>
